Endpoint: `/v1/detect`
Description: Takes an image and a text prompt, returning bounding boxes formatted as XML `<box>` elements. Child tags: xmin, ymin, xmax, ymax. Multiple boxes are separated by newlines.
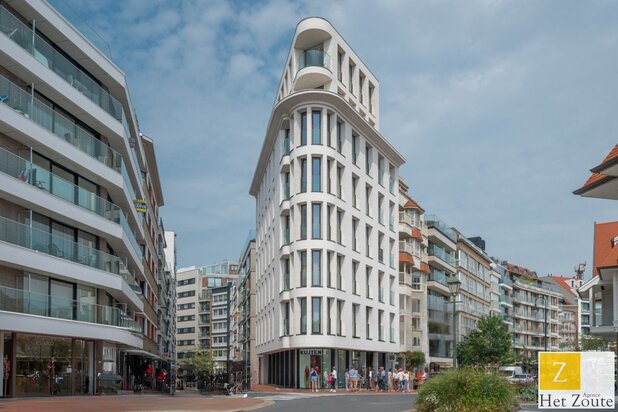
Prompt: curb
<box><xmin>230</xmin><ymin>400</ymin><xmax>275</xmax><ymax>412</ymax></box>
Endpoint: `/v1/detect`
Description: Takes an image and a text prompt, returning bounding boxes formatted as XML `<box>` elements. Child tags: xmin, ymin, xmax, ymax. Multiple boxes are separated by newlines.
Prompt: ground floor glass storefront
<box><xmin>0</xmin><ymin>331</ymin><xmax>134</xmax><ymax>397</ymax></box>
<box><xmin>266</xmin><ymin>348</ymin><xmax>393</xmax><ymax>389</ymax></box>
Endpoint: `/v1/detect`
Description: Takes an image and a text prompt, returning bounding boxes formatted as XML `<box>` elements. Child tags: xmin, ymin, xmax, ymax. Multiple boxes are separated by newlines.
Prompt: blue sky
<box><xmin>61</xmin><ymin>0</ymin><xmax>618</xmax><ymax>277</ymax></box>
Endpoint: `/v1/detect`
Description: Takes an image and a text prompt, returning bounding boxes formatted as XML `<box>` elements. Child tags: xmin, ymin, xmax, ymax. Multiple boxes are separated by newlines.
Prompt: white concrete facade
<box><xmin>250</xmin><ymin>18</ymin><xmax>405</xmax><ymax>387</ymax></box>
<box><xmin>0</xmin><ymin>0</ymin><xmax>168</xmax><ymax>397</ymax></box>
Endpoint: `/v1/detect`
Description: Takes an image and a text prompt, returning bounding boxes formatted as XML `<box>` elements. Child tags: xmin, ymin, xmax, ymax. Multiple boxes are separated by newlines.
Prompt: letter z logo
<box><xmin>539</xmin><ymin>353</ymin><xmax>581</xmax><ymax>391</ymax></box>
<box><xmin>552</xmin><ymin>362</ymin><xmax>567</xmax><ymax>383</ymax></box>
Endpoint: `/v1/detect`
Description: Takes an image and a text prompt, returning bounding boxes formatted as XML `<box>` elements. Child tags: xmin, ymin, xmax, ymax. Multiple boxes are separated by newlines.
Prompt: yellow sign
<box><xmin>134</xmin><ymin>199</ymin><xmax>147</xmax><ymax>213</ymax></box>
<box><xmin>539</xmin><ymin>352</ymin><xmax>581</xmax><ymax>391</ymax></box>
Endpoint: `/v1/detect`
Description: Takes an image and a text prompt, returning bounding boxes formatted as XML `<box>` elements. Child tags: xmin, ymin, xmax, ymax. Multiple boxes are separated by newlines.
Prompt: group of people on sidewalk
<box><xmin>309</xmin><ymin>365</ymin><xmax>420</xmax><ymax>393</ymax></box>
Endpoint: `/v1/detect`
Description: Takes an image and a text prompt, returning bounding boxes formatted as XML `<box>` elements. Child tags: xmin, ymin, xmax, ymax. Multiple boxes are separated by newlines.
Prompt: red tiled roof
<box><xmin>411</xmin><ymin>228</ymin><xmax>423</xmax><ymax>240</ymax></box>
<box><xmin>601</xmin><ymin>144</ymin><xmax>618</xmax><ymax>164</ymax></box>
<box><xmin>506</xmin><ymin>262</ymin><xmax>538</xmax><ymax>278</ymax></box>
<box><xmin>420</xmin><ymin>262</ymin><xmax>431</xmax><ymax>274</ymax></box>
<box><xmin>548</xmin><ymin>276</ymin><xmax>577</xmax><ymax>297</ymax></box>
<box><xmin>400</xmin><ymin>253</ymin><xmax>414</xmax><ymax>265</ymax></box>
<box><xmin>593</xmin><ymin>221</ymin><xmax>618</xmax><ymax>276</ymax></box>
<box><xmin>404</xmin><ymin>200</ymin><xmax>420</xmax><ymax>209</ymax></box>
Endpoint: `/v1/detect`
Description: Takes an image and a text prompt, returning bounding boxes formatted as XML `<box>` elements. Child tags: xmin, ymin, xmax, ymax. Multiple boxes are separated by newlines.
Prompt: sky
<box><xmin>60</xmin><ymin>0</ymin><xmax>618</xmax><ymax>278</ymax></box>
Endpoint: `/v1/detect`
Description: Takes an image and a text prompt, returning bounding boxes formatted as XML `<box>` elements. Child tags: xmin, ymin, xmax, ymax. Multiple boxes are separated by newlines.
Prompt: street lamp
<box><xmin>535</xmin><ymin>296</ymin><xmax>548</xmax><ymax>352</ymax></box>
<box><xmin>448</xmin><ymin>274</ymin><xmax>461</xmax><ymax>368</ymax></box>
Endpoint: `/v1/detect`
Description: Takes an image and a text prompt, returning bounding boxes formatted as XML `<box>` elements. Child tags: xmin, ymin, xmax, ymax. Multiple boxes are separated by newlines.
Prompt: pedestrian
<box><xmin>380</xmin><ymin>367</ymin><xmax>387</xmax><ymax>391</ymax></box>
<box><xmin>330</xmin><ymin>367</ymin><xmax>337</xmax><ymax>392</ymax></box>
<box><xmin>349</xmin><ymin>365</ymin><xmax>358</xmax><ymax>391</ymax></box>
<box><xmin>344</xmin><ymin>368</ymin><xmax>349</xmax><ymax>391</ymax></box>
<box><xmin>392</xmin><ymin>368</ymin><xmax>399</xmax><ymax>391</ymax></box>
<box><xmin>403</xmin><ymin>370</ymin><xmax>410</xmax><ymax>392</ymax></box>
<box><xmin>387</xmin><ymin>369</ymin><xmax>393</xmax><ymax>391</ymax></box>
<box><xmin>310</xmin><ymin>367</ymin><xmax>318</xmax><ymax>392</ymax></box>
<box><xmin>367</xmin><ymin>367</ymin><xmax>374</xmax><ymax>391</ymax></box>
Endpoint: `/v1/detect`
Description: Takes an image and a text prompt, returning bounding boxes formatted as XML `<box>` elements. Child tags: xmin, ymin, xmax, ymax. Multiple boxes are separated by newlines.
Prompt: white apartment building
<box><xmin>0</xmin><ymin>0</ymin><xmax>169</xmax><ymax>397</ymax></box>
<box><xmin>249</xmin><ymin>17</ymin><xmax>404</xmax><ymax>388</ymax></box>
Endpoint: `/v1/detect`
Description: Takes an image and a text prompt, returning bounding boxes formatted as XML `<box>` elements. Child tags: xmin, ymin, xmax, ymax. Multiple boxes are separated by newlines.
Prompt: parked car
<box><xmin>498</xmin><ymin>366</ymin><xmax>524</xmax><ymax>380</ymax></box>
<box><xmin>508</xmin><ymin>374</ymin><xmax>535</xmax><ymax>384</ymax></box>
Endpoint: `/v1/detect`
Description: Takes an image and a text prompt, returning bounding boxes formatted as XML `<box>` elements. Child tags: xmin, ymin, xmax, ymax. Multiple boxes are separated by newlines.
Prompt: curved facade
<box><xmin>250</xmin><ymin>18</ymin><xmax>404</xmax><ymax>388</ymax></box>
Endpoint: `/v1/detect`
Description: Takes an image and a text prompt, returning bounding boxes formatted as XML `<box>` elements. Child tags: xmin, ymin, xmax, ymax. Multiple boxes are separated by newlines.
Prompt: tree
<box><xmin>578</xmin><ymin>335</ymin><xmax>608</xmax><ymax>351</ymax></box>
<box><xmin>403</xmin><ymin>351</ymin><xmax>426</xmax><ymax>370</ymax></box>
<box><xmin>190</xmin><ymin>350</ymin><xmax>215</xmax><ymax>381</ymax></box>
<box><xmin>457</xmin><ymin>314</ymin><xmax>514</xmax><ymax>367</ymax></box>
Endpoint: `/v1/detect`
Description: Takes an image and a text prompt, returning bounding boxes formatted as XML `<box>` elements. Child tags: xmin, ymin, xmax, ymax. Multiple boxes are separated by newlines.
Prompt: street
<box><xmin>253</xmin><ymin>392</ymin><xmax>416</xmax><ymax>412</ymax></box>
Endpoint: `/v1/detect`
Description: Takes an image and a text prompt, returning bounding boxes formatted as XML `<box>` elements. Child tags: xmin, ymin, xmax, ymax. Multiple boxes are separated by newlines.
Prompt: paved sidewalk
<box><xmin>0</xmin><ymin>393</ymin><xmax>271</xmax><ymax>412</ymax></box>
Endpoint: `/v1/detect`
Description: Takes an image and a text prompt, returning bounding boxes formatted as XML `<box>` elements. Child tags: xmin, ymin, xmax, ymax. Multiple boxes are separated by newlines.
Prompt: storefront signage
<box><xmin>299</xmin><ymin>349</ymin><xmax>322</xmax><ymax>356</ymax></box>
<box><xmin>134</xmin><ymin>199</ymin><xmax>147</xmax><ymax>213</ymax></box>
<box><xmin>538</xmin><ymin>352</ymin><xmax>615</xmax><ymax>409</ymax></box>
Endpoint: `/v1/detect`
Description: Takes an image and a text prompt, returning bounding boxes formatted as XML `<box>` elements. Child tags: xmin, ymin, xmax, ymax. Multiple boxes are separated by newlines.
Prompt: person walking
<box><xmin>380</xmin><ymin>367</ymin><xmax>387</xmax><ymax>392</ymax></box>
<box><xmin>344</xmin><ymin>368</ymin><xmax>349</xmax><ymax>391</ymax></box>
<box><xmin>403</xmin><ymin>370</ymin><xmax>410</xmax><ymax>392</ymax></box>
<box><xmin>310</xmin><ymin>367</ymin><xmax>318</xmax><ymax>392</ymax></box>
<box><xmin>329</xmin><ymin>367</ymin><xmax>337</xmax><ymax>392</ymax></box>
<box><xmin>367</xmin><ymin>367</ymin><xmax>374</xmax><ymax>391</ymax></box>
<box><xmin>348</xmin><ymin>366</ymin><xmax>357</xmax><ymax>391</ymax></box>
<box><xmin>387</xmin><ymin>369</ymin><xmax>393</xmax><ymax>391</ymax></box>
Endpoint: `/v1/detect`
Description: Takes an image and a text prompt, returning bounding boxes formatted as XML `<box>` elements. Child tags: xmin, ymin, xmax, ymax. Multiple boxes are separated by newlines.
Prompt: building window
<box><xmin>337</xmin><ymin>165</ymin><xmax>343</xmax><ymax>199</ymax></box>
<box><xmin>378</xmin><ymin>310</ymin><xmax>384</xmax><ymax>341</ymax></box>
<box><xmin>366</xmin><ymin>307</ymin><xmax>371</xmax><ymax>339</ymax></box>
<box><xmin>177</xmin><ymin>278</ymin><xmax>196</xmax><ymax>286</ymax></box>
<box><xmin>365</xmin><ymin>185</ymin><xmax>371</xmax><ymax>217</ymax></box>
<box><xmin>312</xmin><ymin>297</ymin><xmax>322</xmax><ymax>334</ymax></box>
<box><xmin>300</xmin><ymin>158</ymin><xmax>307</xmax><ymax>193</ymax></box>
<box><xmin>352</xmin><ymin>218</ymin><xmax>359</xmax><ymax>251</ymax></box>
<box><xmin>283</xmin><ymin>172</ymin><xmax>290</xmax><ymax>199</ymax></box>
<box><xmin>366</xmin><ymin>266</ymin><xmax>372</xmax><ymax>299</ymax></box>
<box><xmin>353</xmin><ymin>261</ymin><xmax>359</xmax><ymax>295</ymax></box>
<box><xmin>337</xmin><ymin>209</ymin><xmax>343</xmax><ymax>244</ymax></box>
<box><xmin>327</xmin><ymin>159</ymin><xmax>332</xmax><ymax>194</ymax></box>
<box><xmin>337</xmin><ymin>300</ymin><xmax>343</xmax><ymax>336</ymax></box>
<box><xmin>352</xmin><ymin>175</ymin><xmax>358</xmax><ymax>208</ymax></box>
<box><xmin>366</xmin><ymin>225</ymin><xmax>371</xmax><ymax>257</ymax></box>
<box><xmin>327</xmin><ymin>114</ymin><xmax>331</xmax><ymax>147</ymax></box>
<box><xmin>337</xmin><ymin>254</ymin><xmax>343</xmax><ymax>290</ymax></box>
<box><xmin>336</xmin><ymin>122</ymin><xmax>343</xmax><ymax>153</ymax></box>
<box><xmin>283</xmin><ymin>258</ymin><xmax>290</xmax><ymax>290</ymax></box>
<box><xmin>338</xmin><ymin>50</ymin><xmax>343</xmax><ymax>81</ymax></box>
<box><xmin>312</xmin><ymin>157</ymin><xmax>321</xmax><ymax>192</ymax></box>
<box><xmin>327</xmin><ymin>297</ymin><xmax>333</xmax><ymax>334</ymax></box>
<box><xmin>378</xmin><ymin>156</ymin><xmax>384</xmax><ymax>186</ymax></box>
<box><xmin>178</xmin><ymin>291</ymin><xmax>195</xmax><ymax>298</ymax></box>
<box><xmin>327</xmin><ymin>251</ymin><xmax>333</xmax><ymax>286</ymax></box>
<box><xmin>352</xmin><ymin>134</ymin><xmax>359</xmax><ymax>164</ymax></box>
<box><xmin>327</xmin><ymin>205</ymin><xmax>333</xmax><ymax>241</ymax></box>
<box><xmin>283</xmin><ymin>302</ymin><xmax>290</xmax><ymax>335</ymax></box>
<box><xmin>300</xmin><ymin>251</ymin><xmax>307</xmax><ymax>287</ymax></box>
<box><xmin>283</xmin><ymin>129</ymin><xmax>290</xmax><ymax>155</ymax></box>
<box><xmin>312</xmin><ymin>250</ymin><xmax>322</xmax><ymax>287</ymax></box>
<box><xmin>365</xmin><ymin>144</ymin><xmax>372</xmax><ymax>175</ymax></box>
<box><xmin>312</xmin><ymin>110</ymin><xmax>321</xmax><ymax>144</ymax></box>
<box><xmin>312</xmin><ymin>202</ymin><xmax>321</xmax><ymax>239</ymax></box>
<box><xmin>300</xmin><ymin>112</ymin><xmax>307</xmax><ymax>145</ymax></box>
<box><xmin>300</xmin><ymin>297</ymin><xmax>307</xmax><ymax>334</ymax></box>
<box><xmin>300</xmin><ymin>204</ymin><xmax>307</xmax><ymax>240</ymax></box>
<box><xmin>352</xmin><ymin>304</ymin><xmax>358</xmax><ymax>337</ymax></box>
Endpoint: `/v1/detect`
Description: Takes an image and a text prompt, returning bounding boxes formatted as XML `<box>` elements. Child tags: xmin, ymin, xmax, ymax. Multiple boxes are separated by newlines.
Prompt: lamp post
<box><xmin>535</xmin><ymin>296</ymin><xmax>548</xmax><ymax>352</ymax></box>
<box><xmin>448</xmin><ymin>274</ymin><xmax>461</xmax><ymax>368</ymax></box>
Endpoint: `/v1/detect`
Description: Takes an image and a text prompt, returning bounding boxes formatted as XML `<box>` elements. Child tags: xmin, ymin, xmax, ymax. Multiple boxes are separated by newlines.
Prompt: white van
<box><xmin>498</xmin><ymin>366</ymin><xmax>523</xmax><ymax>379</ymax></box>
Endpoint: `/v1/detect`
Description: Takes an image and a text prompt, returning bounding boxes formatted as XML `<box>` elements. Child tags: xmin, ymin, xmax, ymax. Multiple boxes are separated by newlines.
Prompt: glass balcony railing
<box><xmin>428</xmin><ymin>244</ymin><xmax>456</xmax><ymax>266</ymax></box>
<box><xmin>0</xmin><ymin>285</ymin><xmax>139</xmax><ymax>331</ymax></box>
<box><xmin>0</xmin><ymin>4</ymin><xmax>124</xmax><ymax>123</ymax></box>
<box><xmin>0</xmin><ymin>74</ymin><xmax>122</xmax><ymax>170</ymax></box>
<box><xmin>46</xmin><ymin>0</ymin><xmax>112</xmax><ymax>59</ymax></box>
<box><xmin>0</xmin><ymin>215</ymin><xmax>136</xmax><ymax>283</ymax></box>
<box><xmin>297</xmin><ymin>49</ymin><xmax>331</xmax><ymax>72</ymax></box>
<box><xmin>499</xmin><ymin>295</ymin><xmax>513</xmax><ymax>306</ymax></box>
<box><xmin>428</xmin><ymin>270</ymin><xmax>449</xmax><ymax>285</ymax></box>
<box><xmin>425</xmin><ymin>214</ymin><xmax>456</xmax><ymax>243</ymax></box>
<box><xmin>0</xmin><ymin>146</ymin><xmax>142</xmax><ymax>260</ymax></box>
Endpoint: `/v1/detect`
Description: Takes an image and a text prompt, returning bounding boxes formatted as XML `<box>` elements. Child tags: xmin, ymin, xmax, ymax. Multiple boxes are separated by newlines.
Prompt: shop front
<box><xmin>265</xmin><ymin>348</ymin><xmax>390</xmax><ymax>389</ymax></box>
<box><xmin>0</xmin><ymin>331</ymin><xmax>128</xmax><ymax>397</ymax></box>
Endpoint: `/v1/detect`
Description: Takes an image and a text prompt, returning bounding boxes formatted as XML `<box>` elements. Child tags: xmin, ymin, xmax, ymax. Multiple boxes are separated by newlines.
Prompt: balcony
<box><xmin>428</xmin><ymin>244</ymin><xmax>456</xmax><ymax>267</ymax></box>
<box><xmin>297</xmin><ymin>49</ymin><xmax>330</xmax><ymax>72</ymax></box>
<box><xmin>0</xmin><ymin>146</ymin><xmax>141</xmax><ymax>259</ymax></box>
<box><xmin>499</xmin><ymin>295</ymin><xmax>513</xmax><ymax>307</ymax></box>
<box><xmin>0</xmin><ymin>215</ymin><xmax>137</xmax><ymax>284</ymax></box>
<box><xmin>425</xmin><ymin>214</ymin><xmax>456</xmax><ymax>243</ymax></box>
<box><xmin>0</xmin><ymin>285</ymin><xmax>139</xmax><ymax>331</ymax></box>
<box><xmin>399</xmin><ymin>240</ymin><xmax>419</xmax><ymax>258</ymax></box>
<box><xmin>0</xmin><ymin>4</ymin><xmax>125</xmax><ymax>123</ymax></box>
<box><xmin>499</xmin><ymin>276</ymin><xmax>513</xmax><ymax>290</ymax></box>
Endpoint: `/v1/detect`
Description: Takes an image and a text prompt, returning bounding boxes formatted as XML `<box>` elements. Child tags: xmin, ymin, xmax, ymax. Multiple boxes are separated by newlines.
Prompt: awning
<box><xmin>123</xmin><ymin>349</ymin><xmax>162</xmax><ymax>360</ymax></box>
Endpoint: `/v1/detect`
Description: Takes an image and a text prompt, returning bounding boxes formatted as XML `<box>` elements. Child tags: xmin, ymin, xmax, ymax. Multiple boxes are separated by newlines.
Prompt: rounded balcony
<box><xmin>295</xmin><ymin>49</ymin><xmax>331</xmax><ymax>91</ymax></box>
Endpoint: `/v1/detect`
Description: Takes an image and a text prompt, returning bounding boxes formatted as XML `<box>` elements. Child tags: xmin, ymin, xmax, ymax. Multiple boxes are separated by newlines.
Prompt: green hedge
<box><xmin>416</xmin><ymin>368</ymin><xmax>518</xmax><ymax>412</ymax></box>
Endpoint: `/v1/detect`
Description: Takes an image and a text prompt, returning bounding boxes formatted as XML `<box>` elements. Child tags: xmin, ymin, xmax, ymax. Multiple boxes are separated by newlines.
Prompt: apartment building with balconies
<box><xmin>229</xmin><ymin>230</ymin><xmax>257</xmax><ymax>387</ymax></box>
<box><xmin>397</xmin><ymin>179</ymin><xmax>429</xmax><ymax>368</ymax></box>
<box><xmin>501</xmin><ymin>262</ymin><xmax>562</xmax><ymax>360</ymax></box>
<box><xmin>175</xmin><ymin>261</ymin><xmax>238</xmax><ymax>376</ymax></box>
<box><xmin>0</xmin><ymin>0</ymin><xmax>167</xmax><ymax>397</ymax></box>
<box><xmin>454</xmin><ymin>234</ymin><xmax>492</xmax><ymax>340</ymax></box>
<box><xmin>250</xmin><ymin>17</ymin><xmax>404</xmax><ymax>388</ymax></box>
<box><xmin>424</xmin><ymin>215</ymin><xmax>456</xmax><ymax>371</ymax></box>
